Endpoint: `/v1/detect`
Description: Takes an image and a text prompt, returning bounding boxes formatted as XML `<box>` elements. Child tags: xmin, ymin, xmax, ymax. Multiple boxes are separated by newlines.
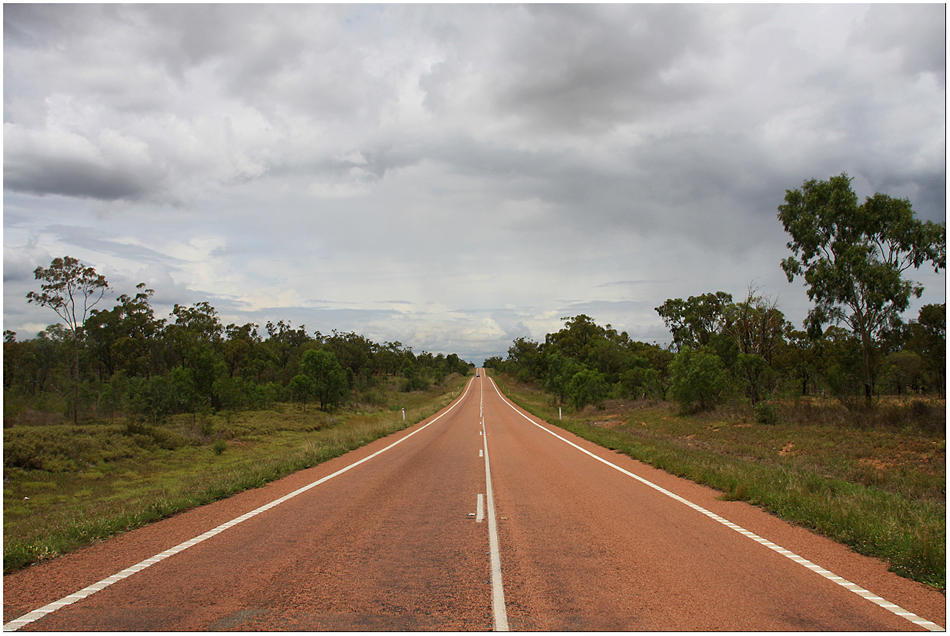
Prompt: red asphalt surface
<box><xmin>3</xmin><ymin>373</ymin><xmax>945</xmax><ymax>631</ymax></box>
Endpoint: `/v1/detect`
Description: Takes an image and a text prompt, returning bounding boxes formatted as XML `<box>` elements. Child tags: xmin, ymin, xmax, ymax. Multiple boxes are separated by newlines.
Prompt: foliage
<box><xmin>753</xmin><ymin>402</ymin><xmax>779</xmax><ymax>425</ymax></box>
<box><xmin>498</xmin><ymin>298</ymin><xmax>943</xmax><ymax>417</ymax></box>
<box><xmin>567</xmin><ymin>368</ymin><xmax>609</xmax><ymax>409</ymax></box>
<box><xmin>506</xmin><ymin>337</ymin><xmax>543</xmax><ymax>382</ymax></box>
<box><xmin>543</xmin><ymin>350</ymin><xmax>583</xmax><ymax>405</ymax></box>
<box><xmin>301</xmin><ymin>349</ymin><xmax>348</xmax><ymax>410</ymax></box>
<box><xmin>86</xmin><ymin>284</ymin><xmax>162</xmax><ymax>379</ymax></box>
<box><xmin>778</xmin><ymin>173</ymin><xmax>946</xmax><ymax>406</ymax></box>
<box><xmin>618</xmin><ymin>365</ymin><xmax>663</xmax><ymax>400</ymax></box>
<box><xmin>289</xmin><ymin>374</ymin><xmax>313</xmax><ymax>409</ymax></box>
<box><xmin>668</xmin><ymin>347</ymin><xmax>732</xmax><ymax>412</ymax></box>
<box><xmin>10</xmin><ymin>258</ymin><xmax>474</xmax><ymax>427</ymax></box>
<box><xmin>26</xmin><ymin>256</ymin><xmax>111</xmax><ymax>335</ymax></box>
<box><xmin>735</xmin><ymin>353</ymin><xmax>775</xmax><ymax>407</ymax></box>
<box><xmin>26</xmin><ymin>257</ymin><xmax>111</xmax><ymax>423</ymax></box>
<box><xmin>878</xmin><ymin>351</ymin><xmax>924</xmax><ymax>396</ymax></box>
<box><xmin>655</xmin><ymin>292</ymin><xmax>733</xmax><ymax>352</ymax></box>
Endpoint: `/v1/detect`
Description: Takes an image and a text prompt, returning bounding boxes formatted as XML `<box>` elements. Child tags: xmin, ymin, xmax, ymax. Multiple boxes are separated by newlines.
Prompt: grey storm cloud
<box><xmin>4</xmin><ymin>144</ymin><xmax>159</xmax><ymax>202</ymax></box>
<box><xmin>3</xmin><ymin>3</ymin><xmax>945</xmax><ymax>363</ymax></box>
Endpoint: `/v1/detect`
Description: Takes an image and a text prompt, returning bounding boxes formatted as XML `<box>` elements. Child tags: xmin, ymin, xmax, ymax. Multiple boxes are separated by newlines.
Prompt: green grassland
<box><xmin>3</xmin><ymin>374</ymin><xmax>468</xmax><ymax>574</ymax></box>
<box><xmin>492</xmin><ymin>374</ymin><xmax>945</xmax><ymax>592</ymax></box>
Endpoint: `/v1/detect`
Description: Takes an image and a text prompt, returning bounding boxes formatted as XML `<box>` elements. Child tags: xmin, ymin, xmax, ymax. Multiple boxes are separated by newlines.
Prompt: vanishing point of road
<box><xmin>3</xmin><ymin>373</ymin><xmax>945</xmax><ymax>631</ymax></box>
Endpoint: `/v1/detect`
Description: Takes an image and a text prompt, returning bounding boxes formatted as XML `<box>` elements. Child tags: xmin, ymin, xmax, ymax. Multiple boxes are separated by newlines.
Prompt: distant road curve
<box><xmin>3</xmin><ymin>373</ymin><xmax>945</xmax><ymax>631</ymax></box>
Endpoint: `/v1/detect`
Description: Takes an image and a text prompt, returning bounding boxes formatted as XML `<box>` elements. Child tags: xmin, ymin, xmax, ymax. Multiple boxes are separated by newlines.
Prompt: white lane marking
<box><xmin>486</xmin><ymin>378</ymin><xmax>944</xmax><ymax>632</ymax></box>
<box><xmin>479</xmin><ymin>376</ymin><xmax>509</xmax><ymax>631</ymax></box>
<box><xmin>476</xmin><ymin>494</ymin><xmax>485</xmax><ymax>523</ymax></box>
<box><xmin>3</xmin><ymin>378</ymin><xmax>478</xmax><ymax>633</ymax></box>
<box><xmin>481</xmin><ymin>417</ymin><xmax>509</xmax><ymax>631</ymax></box>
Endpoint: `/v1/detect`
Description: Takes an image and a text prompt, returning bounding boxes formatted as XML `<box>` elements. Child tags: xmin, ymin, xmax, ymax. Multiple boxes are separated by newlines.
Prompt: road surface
<box><xmin>3</xmin><ymin>373</ymin><xmax>945</xmax><ymax>631</ymax></box>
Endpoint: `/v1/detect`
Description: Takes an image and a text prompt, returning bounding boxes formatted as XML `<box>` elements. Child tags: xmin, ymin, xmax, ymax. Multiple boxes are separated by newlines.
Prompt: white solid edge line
<box><xmin>486</xmin><ymin>377</ymin><xmax>944</xmax><ymax>633</ymax></box>
<box><xmin>3</xmin><ymin>377</ymin><xmax>477</xmax><ymax>633</ymax></box>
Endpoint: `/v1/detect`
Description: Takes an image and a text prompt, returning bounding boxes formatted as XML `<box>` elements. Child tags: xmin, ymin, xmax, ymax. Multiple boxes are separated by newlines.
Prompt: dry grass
<box><xmin>497</xmin><ymin>374</ymin><xmax>946</xmax><ymax>591</ymax></box>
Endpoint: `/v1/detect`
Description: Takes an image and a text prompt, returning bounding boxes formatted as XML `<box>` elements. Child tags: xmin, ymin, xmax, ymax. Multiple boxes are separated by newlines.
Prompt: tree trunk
<box><xmin>857</xmin><ymin>313</ymin><xmax>875</xmax><ymax>410</ymax></box>
<box><xmin>862</xmin><ymin>342</ymin><xmax>874</xmax><ymax>410</ymax></box>
<box><xmin>73</xmin><ymin>334</ymin><xmax>81</xmax><ymax>424</ymax></box>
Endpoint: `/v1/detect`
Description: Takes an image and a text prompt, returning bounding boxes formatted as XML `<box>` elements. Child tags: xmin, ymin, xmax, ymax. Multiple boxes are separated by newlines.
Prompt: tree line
<box><xmin>488</xmin><ymin>174</ymin><xmax>946</xmax><ymax>414</ymax></box>
<box><xmin>5</xmin><ymin>262</ymin><xmax>473</xmax><ymax>425</ymax></box>
<box><xmin>487</xmin><ymin>299</ymin><xmax>943</xmax><ymax>413</ymax></box>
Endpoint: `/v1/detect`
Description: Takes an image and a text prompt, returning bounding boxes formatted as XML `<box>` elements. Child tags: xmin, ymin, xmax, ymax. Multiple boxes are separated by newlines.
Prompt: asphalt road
<box><xmin>3</xmin><ymin>373</ymin><xmax>945</xmax><ymax>631</ymax></box>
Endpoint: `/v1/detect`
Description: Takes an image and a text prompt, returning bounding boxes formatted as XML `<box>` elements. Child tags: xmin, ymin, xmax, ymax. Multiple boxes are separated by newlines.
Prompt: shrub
<box><xmin>668</xmin><ymin>347</ymin><xmax>732</xmax><ymax>412</ymax></box>
<box><xmin>401</xmin><ymin>371</ymin><xmax>429</xmax><ymax>392</ymax></box>
<box><xmin>123</xmin><ymin>420</ymin><xmax>194</xmax><ymax>451</ymax></box>
<box><xmin>4</xmin><ymin>425</ymin><xmax>139</xmax><ymax>472</ymax></box>
<box><xmin>754</xmin><ymin>402</ymin><xmax>780</xmax><ymax>425</ymax></box>
<box><xmin>618</xmin><ymin>367</ymin><xmax>663</xmax><ymax>400</ymax></box>
<box><xmin>127</xmin><ymin>375</ymin><xmax>184</xmax><ymax>425</ymax></box>
<box><xmin>544</xmin><ymin>351</ymin><xmax>582</xmax><ymax>405</ymax></box>
<box><xmin>567</xmin><ymin>369</ymin><xmax>609</xmax><ymax>409</ymax></box>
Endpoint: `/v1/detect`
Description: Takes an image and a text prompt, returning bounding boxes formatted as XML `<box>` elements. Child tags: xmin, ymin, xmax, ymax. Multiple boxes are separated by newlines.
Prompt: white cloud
<box><xmin>3</xmin><ymin>4</ymin><xmax>945</xmax><ymax>363</ymax></box>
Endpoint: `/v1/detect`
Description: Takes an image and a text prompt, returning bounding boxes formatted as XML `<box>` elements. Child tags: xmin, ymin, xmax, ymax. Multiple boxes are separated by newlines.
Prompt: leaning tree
<box><xmin>27</xmin><ymin>256</ymin><xmax>111</xmax><ymax>422</ymax></box>
<box><xmin>777</xmin><ymin>173</ymin><xmax>945</xmax><ymax>407</ymax></box>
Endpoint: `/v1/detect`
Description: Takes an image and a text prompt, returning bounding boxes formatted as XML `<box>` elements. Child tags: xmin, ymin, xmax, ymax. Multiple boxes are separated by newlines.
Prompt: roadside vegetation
<box><xmin>494</xmin><ymin>375</ymin><xmax>944</xmax><ymax>591</ymax></box>
<box><xmin>4</xmin><ymin>257</ymin><xmax>474</xmax><ymax>574</ymax></box>
<box><xmin>3</xmin><ymin>374</ymin><xmax>468</xmax><ymax>574</ymax></box>
<box><xmin>485</xmin><ymin>174</ymin><xmax>945</xmax><ymax>591</ymax></box>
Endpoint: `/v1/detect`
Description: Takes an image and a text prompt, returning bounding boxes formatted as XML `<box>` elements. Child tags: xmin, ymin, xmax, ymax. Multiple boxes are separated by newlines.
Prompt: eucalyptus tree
<box><xmin>655</xmin><ymin>292</ymin><xmax>733</xmax><ymax>352</ymax></box>
<box><xmin>543</xmin><ymin>314</ymin><xmax>606</xmax><ymax>361</ymax></box>
<box><xmin>301</xmin><ymin>349</ymin><xmax>348</xmax><ymax>411</ymax></box>
<box><xmin>223</xmin><ymin>322</ymin><xmax>262</xmax><ymax>379</ymax></box>
<box><xmin>506</xmin><ymin>337</ymin><xmax>542</xmax><ymax>381</ymax></box>
<box><xmin>86</xmin><ymin>284</ymin><xmax>162</xmax><ymax>379</ymax></box>
<box><xmin>723</xmin><ymin>289</ymin><xmax>789</xmax><ymax>405</ymax></box>
<box><xmin>166</xmin><ymin>302</ymin><xmax>224</xmax><ymax>408</ymax></box>
<box><xmin>26</xmin><ymin>256</ymin><xmax>111</xmax><ymax>422</ymax></box>
<box><xmin>778</xmin><ymin>173</ymin><xmax>946</xmax><ymax>407</ymax></box>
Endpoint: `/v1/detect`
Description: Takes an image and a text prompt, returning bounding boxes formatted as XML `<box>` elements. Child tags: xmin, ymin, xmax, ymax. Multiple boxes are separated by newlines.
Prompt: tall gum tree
<box><xmin>777</xmin><ymin>173</ymin><xmax>946</xmax><ymax>407</ymax></box>
<box><xmin>26</xmin><ymin>256</ymin><xmax>111</xmax><ymax>422</ymax></box>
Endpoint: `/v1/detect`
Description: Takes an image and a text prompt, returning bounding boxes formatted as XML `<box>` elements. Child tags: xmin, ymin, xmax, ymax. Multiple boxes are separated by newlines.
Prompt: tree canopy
<box><xmin>778</xmin><ymin>173</ymin><xmax>945</xmax><ymax>405</ymax></box>
<box><xmin>26</xmin><ymin>256</ymin><xmax>111</xmax><ymax>422</ymax></box>
<box><xmin>11</xmin><ymin>258</ymin><xmax>474</xmax><ymax>424</ymax></box>
<box><xmin>26</xmin><ymin>256</ymin><xmax>111</xmax><ymax>336</ymax></box>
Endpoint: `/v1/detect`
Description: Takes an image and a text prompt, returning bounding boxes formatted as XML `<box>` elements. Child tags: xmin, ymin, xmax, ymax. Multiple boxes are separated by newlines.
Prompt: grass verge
<box><xmin>3</xmin><ymin>376</ymin><xmax>468</xmax><ymax>574</ymax></box>
<box><xmin>492</xmin><ymin>375</ymin><xmax>945</xmax><ymax>592</ymax></box>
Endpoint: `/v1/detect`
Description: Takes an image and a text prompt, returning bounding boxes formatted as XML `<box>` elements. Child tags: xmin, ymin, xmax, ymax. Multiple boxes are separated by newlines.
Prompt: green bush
<box><xmin>754</xmin><ymin>402</ymin><xmax>780</xmax><ymax>425</ymax></box>
<box><xmin>123</xmin><ymin>420</ymin><xmax>194</xmax><ymax>451</ymax></box>
<box><xmin>618</xmin><ymin>367</ymin><xmax>663</xmax><ymax>400</ymax></box>
<box><xmin>668</xmin><ymin>347</ymin><xmax>732</xmax><ymax>412</ymax></box>
<box><xmin>568</xmin><ymin>368</ymin><xmax>609</xmax><ymax>409</ymax></box>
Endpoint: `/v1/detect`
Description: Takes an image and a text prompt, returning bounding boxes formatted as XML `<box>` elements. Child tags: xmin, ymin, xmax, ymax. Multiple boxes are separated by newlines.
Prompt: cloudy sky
<box><xmin>3</xmin><ymin>4</ymin><xmax>946</xmax><ymax>364</ymax></box>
